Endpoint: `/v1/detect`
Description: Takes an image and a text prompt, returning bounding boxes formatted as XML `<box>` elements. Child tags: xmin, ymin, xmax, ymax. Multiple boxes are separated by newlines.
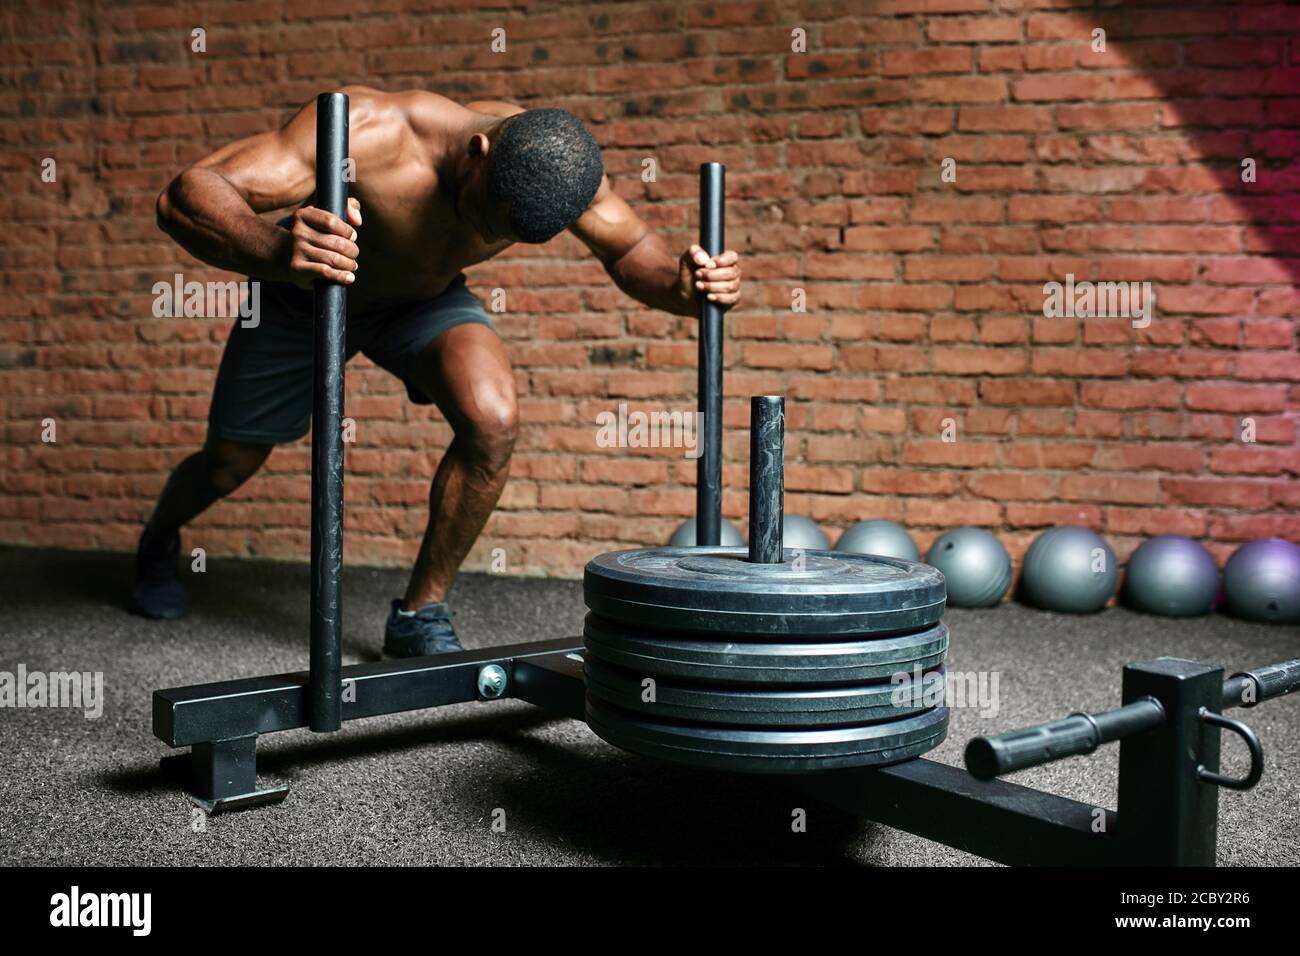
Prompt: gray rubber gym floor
<box><xmin>1</xmin><ymin>544</ymin><xmax>1296</xmax><ymax>866</ymax></box>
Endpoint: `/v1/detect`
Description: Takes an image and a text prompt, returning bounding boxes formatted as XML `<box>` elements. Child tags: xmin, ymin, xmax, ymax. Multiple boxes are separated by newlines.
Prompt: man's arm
<box><xmin>156</xmin><ymin>92</ymin><xmax>362</xmax><ymax>286</ymax></box>
<box><xmin>569</xmin><ymin>176</ymin><xmax>741</xmax><ymax>317</ymax></box>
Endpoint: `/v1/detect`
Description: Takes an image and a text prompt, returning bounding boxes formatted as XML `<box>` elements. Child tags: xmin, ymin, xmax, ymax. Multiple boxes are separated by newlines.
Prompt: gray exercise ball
<box><xmin>668</xmin><ymin>517</ymin><xmax>745</xmax><ymax>548</ymax></box>
<box><xmin>782</xmin><ymin>514</ymin><xmax>830</xmax><ymax>551</ymax></box>
<box><xmin>835</xmin><ymin>519</ymin><xmax>920</xmax><ymax>561</ymax></box>
<box><xmin>926</xmin><ymin>527</ymin><xmax>1011</xmax><ymax>608</ymax></box>
<box><xmin>1122</xmin><ymin>535</ymin><xmax>1219</xmax><ymax>618</ymax></box>
<box><xmin>1021</xmin><ymin>525</ymin><xmax>1118</xmax><ymax>613</ymax></box>
<box><xmin>1223</xmin><ymin>538</ymin><xmax>1300</xmax><ymax>624</ymax></box>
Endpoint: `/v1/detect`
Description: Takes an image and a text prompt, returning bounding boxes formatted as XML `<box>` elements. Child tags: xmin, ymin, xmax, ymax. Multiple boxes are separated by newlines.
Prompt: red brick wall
<box><xmin>2</xmin><ymin>0</ymin><xmax>1297</xmax><ymax>578</ymax></box>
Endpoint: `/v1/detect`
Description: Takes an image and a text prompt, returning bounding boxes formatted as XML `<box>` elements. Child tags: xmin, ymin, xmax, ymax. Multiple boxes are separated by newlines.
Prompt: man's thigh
<box><xmin>408</xmin><ymin>324</ymin><xmax>517</xmax><ymax>433</ymax></box>
<box><xmin>362</xmin><ymin>276</ymin><xmax>509</xmax><ymax>425</ymax></box>
<box><xmin>207</xmin><ymin>287</ymin><xmax>318</xmax><ymax>445</ymax></box>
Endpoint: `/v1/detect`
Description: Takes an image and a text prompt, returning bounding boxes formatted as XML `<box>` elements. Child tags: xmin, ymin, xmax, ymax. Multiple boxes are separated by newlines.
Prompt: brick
<box><xmin>1185</xmin><ymin>384</ymin><xmax>1287</xmax><ymax>413</ymax></box>
<box><xmin>903</xmin><ymin>256</ymin><xmax>995</xmax><ymax>282</ymax></box>
<box><xmin>881</xmin><ymin>48</ymin><xmax>972</xmax><ymax>77</ymax></box>
<box><xmin>981</xmin><ymin>379</ymin><xmax>1076</xmax><ymax>406</ymax></box>
<box><xmin>966</xmin><ymin>472</ymin><xmax>1058</xmax><ymax>501</ymax></box>
<box><xmin>1106</xmin><ymin>507</ymin><xmax>1207</xmax><ymax>538</ymax></box>
<box><xmin>1164</xmin><ymin>478</ymin><xmax>1274</xmax><ymax>509</ymax></box>
<box><xmin>904</xmin><ymin>498</ymin><xmax>1002</xmax><ymax>527</ymax></box>
<box><xmin>958</xmin><ymin>106</ymin><xmax>1053</xmax><ymax>132</ymax></box>
<box><xmin>1082</xmin><ymin>381</ymin><xmax>1181</xmax><ymax>410</ymax></box>
<box><xmin>1208</xmin><ymin>514</ymin><xmax>1300</xmax><ymax>542</ymax></box>
<box><xmin>1236</xmin><ymin>353</ymin><xmax>1300</xmax><ymax>381</ymax></box>
<box><xmin>927</xmin><ymin>16</ymin><xmax>1021</xmax><ymax>43</ymax></box>
<box><xmin>901</xmin><ymin>441</ymin><xmax>1000</xmax><ymax>468</ymax></box>
<box><xmin>861</xmin><ymin>470</ymin><xmax>960</xmax><ymax>496</ymax></box>
<box><xmin>1013</xmin><ymin>75</ymin><xmax>1113</xmax><ymax>103</ymax></box>
<box><xmin>843</xmin><ymin>226</ymin><xmax>934</xmax><ymax>252</ymax></box>
<box><xmin>931</xmin><ymin>347</ymin><xmax>1026</xmax><ymax>375</ymax></box>
<box><xmin>1208</xmin><ymin>446</ymin><xmax>1299</xmax><ymax>476</ymax></box>
<box><xmin>895</xmin><ymin>0</ymin><xmax>990</xmax><ymax>12</ymax></box>
<box><xmin>1004</xmin><ymin>443</ymin><xmax>1099</xmax><ymax>469</ymax></box>
<box><xmin>1006</xmin><ymin>504</ymin><xmax>1105</xmax><ymax>529</ymax></box>
<box><xmin>1093</xmin><ymin>444</ymin><xmax>1205</xmax><ymax>473</ymax></box>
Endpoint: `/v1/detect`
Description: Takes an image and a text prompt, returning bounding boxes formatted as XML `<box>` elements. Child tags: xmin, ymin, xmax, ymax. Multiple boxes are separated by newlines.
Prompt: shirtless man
<box><xmin>138</xmin><ymin>86</ymin><xmax>742</xmax><ymax>656</ymax></box>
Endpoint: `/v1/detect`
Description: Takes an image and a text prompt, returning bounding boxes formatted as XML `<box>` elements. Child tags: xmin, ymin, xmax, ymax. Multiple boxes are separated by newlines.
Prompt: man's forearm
<box><xmin>607</xmin><ymin>231</ymin><xmax>694</xmax><ymax>316</ymax></box>
<box><xmin>156</xmin><ymin>167</ymin><xmax>291</xmax><ymax>281</ymax></box>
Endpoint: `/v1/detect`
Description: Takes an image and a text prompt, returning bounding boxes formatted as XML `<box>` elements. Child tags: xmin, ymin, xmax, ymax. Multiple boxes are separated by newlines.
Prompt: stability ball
<box><xmin>1223</xmin><ymin>538</ymin><xmax>1300</xmax><ymax>624</ymax></box>
<box><xmin>1021</xmin><ymin>525</ymin><xmax>1118</xmax><ymax>613</ymax></box>
<box><xmin>1122</xmin><ymin>535</ymin><xmax>1219</xmax><ymax>617</ymax></box>
<box><xmin>668</xmin><ymin>517</ymin><xmax>745</xmax><ymax>547</ymax></box>
<box><xmin>835</xmin><ymin>519</ymin><xmax>920</xmax><ymax>561</ymax></box>
<box><xmin>926</xmin><ymin>528</ymin><xmax>1012</xmax><ymax>608</ymax></box>
<box><xmin>782</xmin><ymin>514</ymin><xmax>830</xmax><ymax>551</ymax></box>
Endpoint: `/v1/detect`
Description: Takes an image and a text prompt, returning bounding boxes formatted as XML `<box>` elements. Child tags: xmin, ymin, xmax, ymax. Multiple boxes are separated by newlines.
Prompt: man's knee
<box><xmin>461</xmin><ymin>396</ymin><xmax>518</xmax><ymax>472</ymax></box>
<box><xmin>202</xmin><ymin>439</ymin><xmax>272</xmax><ymax>494</ymax></box>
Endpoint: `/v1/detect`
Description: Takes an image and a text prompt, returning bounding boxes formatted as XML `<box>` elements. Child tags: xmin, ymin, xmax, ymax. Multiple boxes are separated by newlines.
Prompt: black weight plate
<box><xmin>586</xmin><ymin>697</ymin><xmax>950</xmax><ymax>773</ymax></box>
<box><xmin>584</xmin><ymin>656</ymin><xmax>945</xmax><ymax>727</ymax></box>
<box><xmin>585</xmin><ymin>546</ymin><xmax>946</xmax><ymax>635</ymax></box>
<box><xmin>583</xmin><ymin>613</ymin><xmax>949</xmax><ymax>686</ymax></box>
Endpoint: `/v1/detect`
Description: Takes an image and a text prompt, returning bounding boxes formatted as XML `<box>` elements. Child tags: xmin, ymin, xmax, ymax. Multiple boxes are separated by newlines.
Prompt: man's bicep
<box><xmin>189</xmin><ymin>101</ymin><xmax>317</xmax><ymax>212</ymax></box>
<box><xmin>570</xmin><ymin>176</ymin><xmax>651</xmax><ymax>264</ymax></box>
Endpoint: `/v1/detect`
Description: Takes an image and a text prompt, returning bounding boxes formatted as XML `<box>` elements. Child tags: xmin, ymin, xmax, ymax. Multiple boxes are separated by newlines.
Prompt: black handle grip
<box><xmin>967</xmin><ymin>655</ymin><xmax>1300</xmax><ymax>780</ymax></box>
<box><xmin>1225</xmin><ymin>657</ymin><xmax>1300</xmax><ymax>709</ymax></box>
<box><xmin>965</xmin><ymin>698</ymin><xmax>1165</xmax><ymax>780</ymax></box>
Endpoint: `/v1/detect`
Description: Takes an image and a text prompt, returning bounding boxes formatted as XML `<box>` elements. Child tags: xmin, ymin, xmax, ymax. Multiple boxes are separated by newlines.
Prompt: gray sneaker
<box><xmin>382</xmin><ymin>599</ymin><xmax>463</xmax><ymax>658</ymax></box>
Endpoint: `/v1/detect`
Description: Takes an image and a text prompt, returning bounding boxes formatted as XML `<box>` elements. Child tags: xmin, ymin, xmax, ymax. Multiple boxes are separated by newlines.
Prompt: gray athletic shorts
<box><xmin>208</xmin><ymin>274</ymin><xmax>494</xmax><ymax>445</ymax></box>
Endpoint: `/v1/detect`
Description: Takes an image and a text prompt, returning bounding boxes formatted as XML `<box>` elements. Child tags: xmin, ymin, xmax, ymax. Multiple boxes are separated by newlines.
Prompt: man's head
<box><xmin>468</xmin><ymin>108</ymin><xmax>603</xmax><ymax>244</ymax></box>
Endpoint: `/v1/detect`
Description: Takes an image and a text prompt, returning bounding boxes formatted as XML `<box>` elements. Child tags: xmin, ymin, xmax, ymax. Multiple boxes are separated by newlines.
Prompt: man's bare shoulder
<box><xmin>329</xmin><ymin>87</ymin><xmax>522</xmax><ymax>132</ymax></box>
<box><xmin>320</xmin><ymin>88</ymin><xmax>476</xmax><ymax>165</ymax></box>
<box><xmin>315</xmin><ymin>85</ymin><xmax>423</xmax><ymax>161</ymax></box>
<box><xmin>314</xmin><ymin>89</ymin><xmax>527</xmax><ymax>171</ymax></box>
<box><xmin>392</xmin><ymin>90</ymin><xmax>523</xmax><ymax>131</ymax></box>
<box><xmin>404</xmin><ymin>92</ymin><xmax>526</xmax><ymax>134</ymax></box>
<box><xmin>463</xmin><ymin>99</ymin><xmax>526</xmax><ymax>119</ymax></box>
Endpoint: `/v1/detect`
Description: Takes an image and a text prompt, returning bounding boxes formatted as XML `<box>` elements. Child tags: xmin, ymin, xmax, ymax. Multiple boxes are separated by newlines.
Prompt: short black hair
<box><xmin>486</xmin><ymin>108</ymin><xmax>603</xmax><ymax>243</ymax></box>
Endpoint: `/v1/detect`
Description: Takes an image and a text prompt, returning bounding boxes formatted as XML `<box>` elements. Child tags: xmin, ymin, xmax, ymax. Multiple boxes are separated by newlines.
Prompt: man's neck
<box><xmin>436</xmin><ymin>114</ymin><xmax>500</xmax><ymax>206</ymax></box>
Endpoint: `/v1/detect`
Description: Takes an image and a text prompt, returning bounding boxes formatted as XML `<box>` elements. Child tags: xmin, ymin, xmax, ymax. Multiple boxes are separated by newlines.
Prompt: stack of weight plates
<box><xmin>583</xmin><ymin>545</ymin><xmax>950</xmax><ymax>773</ymax></box>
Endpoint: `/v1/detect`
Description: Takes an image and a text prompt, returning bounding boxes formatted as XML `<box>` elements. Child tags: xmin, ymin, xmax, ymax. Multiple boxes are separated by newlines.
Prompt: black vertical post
<box><xmin>748</xmin><ymin>396</ymin><xmax>784</xmax><ymax>564</ymax></box>
<box><xmin>1115</xmin><ymin>659</ymin><xmax>1222</xmax><ymax>864</ymax></box>
<box><xmin>310</xmin><ymin>92</ymin><xmax>348</xmax><ymax>733</ymax></box>
<box><xmin>697</xmin><ymin>162</ymin><xmax>725</xmax><ymax>547</ymax></box>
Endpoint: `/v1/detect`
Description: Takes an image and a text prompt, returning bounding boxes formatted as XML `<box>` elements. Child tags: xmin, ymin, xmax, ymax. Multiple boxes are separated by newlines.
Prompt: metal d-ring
<box><xmin>1195</xmin><ymin>708</ymin><xmax>1264</xmax><ymax>791</ymax></box>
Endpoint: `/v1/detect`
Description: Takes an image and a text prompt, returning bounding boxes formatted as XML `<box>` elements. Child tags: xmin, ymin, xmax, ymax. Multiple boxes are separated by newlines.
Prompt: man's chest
<box><xmin>348</xmin><ymin>183</ymin><xmax>512</xmax><ymax>304</ymax></box>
